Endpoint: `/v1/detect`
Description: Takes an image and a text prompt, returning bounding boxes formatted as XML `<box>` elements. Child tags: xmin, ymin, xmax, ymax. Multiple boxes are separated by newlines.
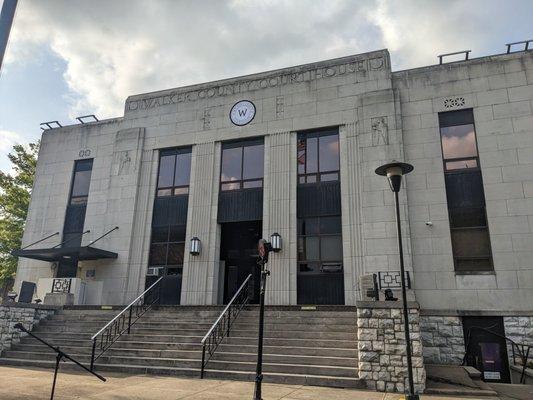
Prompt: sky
<box><xmin>0</xmin><ymin>0</ymin><xmax>532</xmax><ymax>172</ymax></box>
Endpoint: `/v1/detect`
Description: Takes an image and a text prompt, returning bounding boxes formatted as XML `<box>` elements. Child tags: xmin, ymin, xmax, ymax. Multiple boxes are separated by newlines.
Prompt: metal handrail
<box><xmin>200</xmin><ymin>274</ymin><xmax>252</xmax><ymax>378</ymax></box>
<box><xmin>463</xmin><ymin>325</ymin><xmax>531</xmax><ymax>384</ymax></box>
<box><xmin>90</xmin><ymin>276</ymin><xmax>163</xmax><ymax>370</ymax></box>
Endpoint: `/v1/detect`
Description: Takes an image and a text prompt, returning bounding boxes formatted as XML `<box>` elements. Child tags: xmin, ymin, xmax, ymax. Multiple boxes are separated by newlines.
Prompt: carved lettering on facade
<box><xmin>78</xmin><ymin>149</ymin><xmax>91</xmax><ymax>158</ymax></box>
<box><xmin>126</xmin><ymin>57</ymin><xmax>384</xmax><ymax>112</ymax></box>
<box><xmin>371</xmin><ymin>116</ymin><xmax>389</xmax><ymax>146</ymax></box>
<box><xmin>276</xmin><ymin>96</ymin><xmax>284</xmax><ymax>119</ymax></box>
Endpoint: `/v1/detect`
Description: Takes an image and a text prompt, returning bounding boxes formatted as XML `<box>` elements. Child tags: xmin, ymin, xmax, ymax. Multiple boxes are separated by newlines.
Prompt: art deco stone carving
<box><xmin>443</xmin><ymin>97</ymin><xmax>466</xmax><ymax>109</ymax></box>
<box><xmin>371</xmin><ymin>116</ymin><xmax>389</xmax><ymax>146</ymax></box>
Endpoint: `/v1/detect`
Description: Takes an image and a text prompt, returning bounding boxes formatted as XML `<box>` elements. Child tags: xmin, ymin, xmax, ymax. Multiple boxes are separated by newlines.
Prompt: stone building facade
<box><xmin>12</xmin><ymin>48</ymin><xmax>533</xmax><ymax>383</ymax></box>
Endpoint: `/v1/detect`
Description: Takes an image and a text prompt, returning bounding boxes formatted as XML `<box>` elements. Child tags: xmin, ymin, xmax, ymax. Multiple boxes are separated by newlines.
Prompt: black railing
<box><xmin>200</xmin><ymin>274</ymin><xmax>252</xmax><ymax>378</ymax></box>
<box><xmin>90</xmin><ymin>276</ymin><xmax>163</xmax><ymax>370</ymax></box>
<box><xmin>463</xmin><ymin>326</ymin><xmax>532</xmax><ymax>384</ymax></box>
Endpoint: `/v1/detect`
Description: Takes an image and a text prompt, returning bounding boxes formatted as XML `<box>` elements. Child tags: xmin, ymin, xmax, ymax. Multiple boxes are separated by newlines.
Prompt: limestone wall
<box><xmin>394</xmin><ymin>51</ymin><xmax>533</xmax><ymax>312</ymax></box>
<box><xmin>0</xmin><ymin>303</ymin><xmax>57</xmax><ymax>354</ymax></box>
<box><xmin>357</xmin><ymin>301</ymin><xmax>426</xmax><ymax>393</ymax></box>
<box><xmin>420</xmin><ymin>316</ymin><xmax>465</xmax><ymax>365</ymax></box>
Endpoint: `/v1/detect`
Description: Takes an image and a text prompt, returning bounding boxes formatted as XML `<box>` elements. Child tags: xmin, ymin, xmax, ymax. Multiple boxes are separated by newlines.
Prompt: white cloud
<box><xmin>5</xmin><ymin>0</ymin><xmax>532</xmax><ymax>119</ymax></box>
<box><xmin>0</xmin><ymin>130</ymin><xmax>23</xmax><ymax>153</ymax></box>
<box><xmin>0</xmin><ymin>130</ymin><xmax>25</xmax><ymax>173</ymax></box>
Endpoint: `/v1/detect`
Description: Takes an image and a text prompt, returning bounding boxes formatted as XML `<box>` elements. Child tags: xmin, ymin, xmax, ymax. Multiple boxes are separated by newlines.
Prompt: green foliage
<box><xmin>0</xmin><ymin>142</ymin><xmax>39</xmax><ymax>286</ymax></box>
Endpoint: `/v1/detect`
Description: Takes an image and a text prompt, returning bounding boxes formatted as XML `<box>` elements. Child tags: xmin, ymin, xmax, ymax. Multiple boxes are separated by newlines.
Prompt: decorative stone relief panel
<box><xmin>443</xmin><ymin>97</ymin><xmax>466</xmax><ymax>109</ymax></box>
<box><xmin>371</xmin><ymin>116</ymin><xmax>389</xmax><ymax>146</ymax></box>
<box><xmin>275</xmin><ymin>96</ymin><xmax>284</xmax><ymax>119</ymax></box>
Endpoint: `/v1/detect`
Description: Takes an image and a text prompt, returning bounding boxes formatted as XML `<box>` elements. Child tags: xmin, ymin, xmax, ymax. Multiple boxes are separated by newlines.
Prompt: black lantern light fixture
<box><xmin>190</xmin><ymin>237</ymin><xmax>201</xmax><ymax>256</ymax></box>
<box><xmin>375</xmin><ymin>161</ymin><xmax>419</xmax><ymax>400</ymax></box>
<box><xmin>270</xmin><ymin>232</ymin><xmax>282</xmax><ymax>253</ymax></box>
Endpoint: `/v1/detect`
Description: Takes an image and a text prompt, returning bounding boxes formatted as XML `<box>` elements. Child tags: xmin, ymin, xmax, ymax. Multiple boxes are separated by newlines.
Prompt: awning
<box><xmin>12</xmin><ymin>246</ymin><xmax>118</xmax><ymax>262</ymax></box>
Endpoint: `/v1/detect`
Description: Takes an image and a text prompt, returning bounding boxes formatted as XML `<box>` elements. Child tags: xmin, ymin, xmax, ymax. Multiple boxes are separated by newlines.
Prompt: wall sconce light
<box><xmin>190</xmin><ymin>237</ymin><xmax>201</xmax><ymax>256</ymax></box>
<box><xmin>270</xmin><ymin>232</ymin><xmax>282</xmax><ymax>253</ymax></box>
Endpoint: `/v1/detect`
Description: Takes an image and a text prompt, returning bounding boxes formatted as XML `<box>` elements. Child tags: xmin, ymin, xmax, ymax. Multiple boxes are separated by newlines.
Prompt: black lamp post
<box><xmin>375</xmin><ymin>161</ymin><xmax>419</xmax><ymax>400</ymax></box>
<box><xmin>253</xmin><ymin>234</ymin><xmax>282</xmax><ymax>400</ymax></box>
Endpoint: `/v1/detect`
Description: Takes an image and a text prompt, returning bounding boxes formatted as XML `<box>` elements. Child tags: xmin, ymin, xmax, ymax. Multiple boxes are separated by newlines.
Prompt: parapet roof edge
<box><xmin>126</xmin><ymin>49</ymin><xmax>390</xmax><ymax>102</ymax></box>
<box><xmin>41</xmin><ymin>116</ymin><xmax>124</xmax><ymax>133</ymax></box>
<box><xmin>392</xmin><ymin>50</ymin><xmax>531</xmax><ymax>76</ymax></box>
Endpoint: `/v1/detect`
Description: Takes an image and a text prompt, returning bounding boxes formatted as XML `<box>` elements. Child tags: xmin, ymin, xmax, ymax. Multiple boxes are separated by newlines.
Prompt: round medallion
<box><xmin>230</xmin><ymin>100</ymin><xmax>256</xmax><ymax>126</ymax></box>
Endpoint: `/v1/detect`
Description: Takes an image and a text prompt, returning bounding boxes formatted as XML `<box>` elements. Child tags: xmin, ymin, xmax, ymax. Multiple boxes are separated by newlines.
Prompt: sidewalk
<box><xmin>0</xmin><ymin>365</ymin><xmax>501</xmax><ymax>400</ymax></box>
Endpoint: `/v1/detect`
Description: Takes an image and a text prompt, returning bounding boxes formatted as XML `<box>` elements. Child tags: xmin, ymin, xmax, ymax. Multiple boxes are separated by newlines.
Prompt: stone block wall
<box><xmin>504</xmin><ymin>316</ymin><xmax>533</xmax><ymax>346</ymax></box>
<box><xmin>420</xmin><ymin>315</ymin><xmax>465</xmax><ymax>365</ymax></box>
<box><xmin>357</xmin><ymin>301</ymin><xmax>426</xmax><ymax>393</ymax></box>
<box><xmin>0</xmin><ymin>303</ymin><xmax>57</xmax><ymax>354</ymax></box>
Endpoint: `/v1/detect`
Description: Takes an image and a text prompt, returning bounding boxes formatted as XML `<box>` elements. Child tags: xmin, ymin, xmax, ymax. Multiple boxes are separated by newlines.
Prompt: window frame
<box><xmin>220</xmin><ymin>138</ymin><xmax>264</xmax><ymax>191</ymax></box>
<box><xmin>148</xmin><ymin>224</ymin><xmax>186</xmax><ymax>274</ymax></box>
<box><xmin>438</xmin><ymin>109</ymin><xmax>493</xmax><ymax>273</ymax></box>
<box><xmin>156</xmin><ymin>147</ymin><xmax>192</xmax><ymax>197</ymax></box>
<box><xmin>297</xmin><ymin>128</ymin><xmax>340</xmax><ymax>184</ymax></box>
<box><xmin>68</xmin><ymin>159</ymin><xmax>93</xmax><ymax>206</ymax></box>
<box><xmin>297</xmin><ymin>215</ymin><xmax>343</xmax><ymax>275</ymax></box>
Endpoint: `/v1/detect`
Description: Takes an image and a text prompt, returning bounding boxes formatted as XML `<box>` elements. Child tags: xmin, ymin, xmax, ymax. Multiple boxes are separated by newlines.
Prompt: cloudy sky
<box><xmin>0</xmin><ymin>0</ymin><xmax>531</xmax><ymax>171</ymax></box>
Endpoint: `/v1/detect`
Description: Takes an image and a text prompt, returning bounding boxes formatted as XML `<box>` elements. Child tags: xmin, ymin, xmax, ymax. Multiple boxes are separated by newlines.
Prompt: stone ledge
<box><xmin>357</xmin><ymin>301</ymin><xmax>419</xmax><ymax>309</ymax></box>
<box><xmin>0</xmin><ymin>302</ymin><xmax>60</xmax><ymax>311</ymax></box>
<box><xmin>420</xmin><ymin>309</ymin><xmax>533</xmax><ymax>317</ymax></box>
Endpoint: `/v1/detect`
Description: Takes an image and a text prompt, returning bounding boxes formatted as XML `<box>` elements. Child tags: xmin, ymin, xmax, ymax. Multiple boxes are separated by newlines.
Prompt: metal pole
<box><xmin>90</xmin><ymin>339</ymin><xmax>96</xmax><ymax>371</ymax></box>
<box><xmin>50</xmin><ymin>352</ymin><xmax>61</xmax><ymax>400</ymax></box>
<box><xmin>0</xmin><ymin>0</ymin><xmax>17</xmax><ymax>73</ymax></box>
<box><xmin>253</xmin><ymin>259</ymin><xmax>268</xmax><ymax>400</ymax></box>
<box><xmin>200</xmin><ymin>344</ymin><xmax>206</xmax><ymax>379</ymax></box>
<box><xmin>393</xmin><ymin>190</ymin><xmax>419</xmax><ymax>400</ymax></box>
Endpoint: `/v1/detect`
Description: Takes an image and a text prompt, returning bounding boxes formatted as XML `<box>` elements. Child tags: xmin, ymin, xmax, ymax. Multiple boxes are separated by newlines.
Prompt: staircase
<box><xmin>0</xmin><ymin>306</ymin><xmax>363</xmax><ymax>388</ymax></box>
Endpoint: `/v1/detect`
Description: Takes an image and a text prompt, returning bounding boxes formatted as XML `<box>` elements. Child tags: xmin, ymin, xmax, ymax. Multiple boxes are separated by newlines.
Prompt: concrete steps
<box><xmin>0</xmin><ymin>306</ymin><xmax>363</xmax><ymax>389</ymax></box>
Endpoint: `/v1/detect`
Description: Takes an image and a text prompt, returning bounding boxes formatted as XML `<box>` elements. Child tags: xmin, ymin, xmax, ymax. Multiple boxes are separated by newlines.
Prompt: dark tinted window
<box><xmin>298</xmin><ymin>129</ymin><xmax>339</xmax><ymax>184</ymax></box>
<box><xmin>70</xmin><ymin>159</ymin><xmax>93</xmax><ymax>204</ymax></box>
<box><xmin>439</xmin><ymin>110</ymin><xmax>492</xmax><ymax>272</ymax></box>
<box><xmin>157</xmin><ymin>148</ymin><xmax>192</xmax><ymax>196</ymax></box>
<box><xmin>220</xmin><ymin>139</ymin><xmax>264</xmax><ymax>190</ymax></box>
<box><xmin>297</xmin><ymin>215</ymin><xmax>343</xmax><ymax>273</ymax></box>
<box><xmin>174</xmin><ymin>152</ymin><xmax>191</xmax><ymax>187</ymax></box>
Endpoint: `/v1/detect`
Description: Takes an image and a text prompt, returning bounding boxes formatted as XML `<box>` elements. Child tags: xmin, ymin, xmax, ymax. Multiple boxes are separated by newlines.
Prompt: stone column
<box><xmin>181</xmin><ymin>141</ymin><xmax>221</xmax><ymax>305</ymax></box>
<box><xmin>340</xmin><ymin>122</ymin><xmax>364</xmax><ymax>305</ymax></box>
<box><xmin>262</xmin><ymin>131</ymin><xmax>297</xmax><ymax>305</ymax></box>
<box><xmin>356</xmin><ymin>301</ymin><xmax>426</xmax><ymax>393</ymax></box>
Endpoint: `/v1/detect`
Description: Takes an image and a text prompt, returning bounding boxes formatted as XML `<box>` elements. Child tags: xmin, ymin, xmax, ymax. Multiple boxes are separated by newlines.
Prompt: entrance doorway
<box><xmin>220</xmin><ymin>220</ymin><xmax>262</xmax><ymax>304</ymax></box>
<box><xmin>463</xmin><ymin>316</ymin><xmax>511</xmax><ymax>383</ymax></box>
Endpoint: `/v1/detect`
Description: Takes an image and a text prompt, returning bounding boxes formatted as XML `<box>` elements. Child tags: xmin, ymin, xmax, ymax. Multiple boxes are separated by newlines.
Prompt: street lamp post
<box><xmin>253</xmin><ymin>238</ymin><xmax>273</xmax><ymax>400</ymax></box>
<box><xmin>375</xmin><ymin>161</ymin><xmax>419</xmax><ymax>400</ymax></box>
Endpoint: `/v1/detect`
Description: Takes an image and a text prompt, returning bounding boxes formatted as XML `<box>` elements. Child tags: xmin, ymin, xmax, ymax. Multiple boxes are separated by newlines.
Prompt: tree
<box><xmin>0</xmin><ymin>142</ymin><xmax>39</xmax><ymax>288</ymax></box>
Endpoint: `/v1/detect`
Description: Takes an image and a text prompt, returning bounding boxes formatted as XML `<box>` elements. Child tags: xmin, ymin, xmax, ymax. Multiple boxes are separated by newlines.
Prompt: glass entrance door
<box><xmin>463</xmin><ymin>316</ymin><xmax>511</xmax><ymax>383</ymax></box>
<box><xmin>220</xmin><ymin>220</ymin><xmax>262</xmax><ymax>304</ymax></box>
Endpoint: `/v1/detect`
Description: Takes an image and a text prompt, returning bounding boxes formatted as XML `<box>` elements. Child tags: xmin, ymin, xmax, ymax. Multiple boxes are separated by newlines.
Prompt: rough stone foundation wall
<box><xmin>504</xmin><ymin>316</ymin><xmax>533</xmax><ymax>346</ymax></box>
<box><xmin>420</xmin><ymin>316</ymin><xmax>465</xmax><ymax>365</ymax></box>
<box><xmin>357</xmin><ymin>301</ymin><xmax>426</xmax><ymax>393</ymax></box>
<box><xmin>0</xmin><ymin>303</ymin><xmax>57</xmax><ymax>354</ymax></box>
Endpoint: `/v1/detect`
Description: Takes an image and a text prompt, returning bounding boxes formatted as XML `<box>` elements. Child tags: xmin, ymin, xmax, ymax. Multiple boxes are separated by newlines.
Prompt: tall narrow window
<box><xmin>297</xmin><ymin>129</ymin><xmax>340</xmax><ymax>184</ymax></box>
<box><xmin>220</xmin><ymin>139</ymin><xmax>264</xmax><ymax>191</ymax></box>
<box><xmin>57</xmin><ymin>159</ymin><xmax>93</xmax><ymax>277</ymax></box>
<box><xmin>156</xmin><ymin>148</ymin><xmax>192</xmax><ymax>196</ymax></box>
<box><xmin>439</xmin><ymin>110</ymin><xmax>493</xmax><ymax>272</ymax></box>
<box><xmin>296</xmin><ymin>128</ymin><xmax>344</xmax><ymax>305</ymax></box>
